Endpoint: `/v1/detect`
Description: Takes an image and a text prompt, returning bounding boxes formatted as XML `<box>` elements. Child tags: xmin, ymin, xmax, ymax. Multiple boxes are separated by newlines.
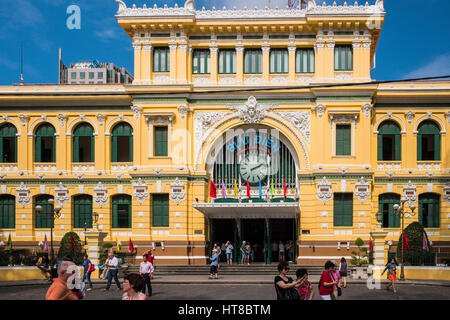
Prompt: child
<box><xmin>295</xmin><ymin>268</ymin><xmax>314</xmax><ymax>300</ymax></box>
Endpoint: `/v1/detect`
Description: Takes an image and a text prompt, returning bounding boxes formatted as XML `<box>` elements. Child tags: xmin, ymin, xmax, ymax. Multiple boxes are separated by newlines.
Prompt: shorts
<box><xmin>210</xmin><ymin>265</ymin><xmax>218</xmax><ymax>275</ymax></box>
<box><xmin>339</xmin><ymin>271</ymin><xmax>347</xmax><ymax>277</ymax></box>
<box><xmin>226</xmin><ymin>253</ymin><xmax>232</xmax><ymax>260</ymax></box>
<box><xmin>241</xmin><ymin>253</ymin><xmax>247</xmax><ymax>259</ymax></box>
<box><xmin>388</xmin><ymin>272</ymin><xmax>396</xmax><ymax>281</ymax></box>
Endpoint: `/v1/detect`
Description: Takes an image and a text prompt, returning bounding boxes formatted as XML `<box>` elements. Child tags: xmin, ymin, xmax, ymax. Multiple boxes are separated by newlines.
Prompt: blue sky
<box><xmin>0</xmin><ymin>0</ymin><xmax>449</xmax><ymax>85</ymax></box>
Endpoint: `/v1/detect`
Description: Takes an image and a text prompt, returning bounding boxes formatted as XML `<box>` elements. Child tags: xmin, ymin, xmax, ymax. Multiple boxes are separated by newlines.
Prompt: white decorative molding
<box><xmin>373</xmin><ymin>113</ymin><xmax>407</xmax><ymax>134</ymax></box>
<box><xmin>273</xmin><ymin>111</ymin><xmax>310</xmax><ymax>146</ymax></box>
<box><xmin>405</xmin><ymin>111</ymin><xmax>415</xmax><ymax>124</ymax></box>
<box><xmin>54</xmin><ymin>182</ymin><xmax>69</xmax><ymax>207</ymax></box>
<box><xmin>227</xmin><ymin>96</ymin><xmax>276</xmax><ymax>124</ymax></box>
<box><xmin>218</xmin><ymin>76</ymin><xmax>236</xmax><ymax>85</ymax></box>
<box><xmin>57</xmin><ymin>114</ymin><xmax>67</xmax><ymax>128</ymax></box>
<box><xmin>315</xmin><ymin>104</ymin><xmax>325</xmax><ymax>118</ymax></box>
<box><xmin>170</xmin><ymin>177</ymin><xmax>186</xmax><ymax>203</ymax></box>
<box><xmin>97</xmin><ymin>114</ymin><xmax>106</xmax><ymax>126</ymax></box>
<box><xmin>153</xmin><ymin>75</ymin><xmax>171</xmax><ymax>83</ymax></box>
<box><xmin>16</xmin><ymin>183</ymin><xmax>31</xmax><ymax>207</ymax></box>
<box><xmin>296</xmin><ymin>76</ymin><xmax>314</xmax><ymax>84</ymax></box>
<box><xmin>270</xmin><ymin>76</ymin><xmax>288</xmax><ymax>84</ymax></box>
<box><xmin>444</xmin><ymin>182</ymin><xmax>450</xmax><ymax>205</ymax></box>
<box><xmin>355</xmin><ymin>177</ymin><xmax>370</xmax><ymax>203</ymax></box>
<box><xmin>131</xmin><ymin>105</ymin><xmax>142</xmax><ymax>120</ymax></box>
<box><xmin>19</xmin><ymin>115</ymin><xmax>29</xmax><ymax>127</ymax></box>
<box><xmin>145</xmin><ymin>115</ymin><xmax>173</xmax><ymax>126</ymax></box>
<box><xmin>363</xmin><ymin>104</ymin><xmax>372</xmax><ymax>118</ymax></box>
<box><xmin>317</xmin><ymin>177</ymin><xmax>332</xmax><ymax>203</ymax></box>
<box><xmin>133</xmin><ymin>178</ymin><xmax>149</xmax><ymax>204</ymax></box>
<box><xmin>446</xmin><ymin>111</ymin><xmax>450</xmax><ymax>124</ymax></box>
<box><xmin>194</xmin><ymin>111</ymin><xmax>231</xmax><ymax>147</ymax></box>
<box><xmin>335</xmin><ymin>72</ymin><xmax>353</xmax><ymax>81</ymax></box>
<box><xmin>244</xmin><ymin>76</ymin><xmax>262</xmax><ymax>85</ymax></box>
<box><xmin>412</xmin><ymin>112</ymin><xmax>446</xmax><ymax>134</ymax></box>
<box><xmin>193</xmin><ymin>76</ymin><xmax>212</xmax><ymax>85</ymax></box>
<box><xmin>178</xmin><ymin>105</ymin><xmax>188</xmax><ymax>119</ymax></box>
<box><xmin>403</xmin><ymin>181</ymin><xmax>417</xmax><ymax>206</ymax></box>
<box><xmin>94</xmin><ymin>182</ymin><xmax>108</xmax><ymax>207</ymax></box>
<box><xmin>66</xmin><ymin>116</ymin><xmax>99</xmax><ymax>136</ymax></box>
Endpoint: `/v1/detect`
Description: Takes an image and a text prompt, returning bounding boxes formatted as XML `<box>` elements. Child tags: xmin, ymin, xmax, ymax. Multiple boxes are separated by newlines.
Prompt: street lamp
<box><xmin>393</xmin><ymin>197</ymin><xmax>416</xmax><ymax>280</ymax></box>
<box><xmin>36</xmin><ymin>198</ymin><xmax>62</xmax><ymax>267</ymax></box>
<box><xmin>93</xmin><ymin>212</ymin><xmax>99</xmax><ymax>230</ymax></box>
<box><xmin>375</xmin><ymin>211</ymin><xmax>383</xmax><ymax>229</ymax></box>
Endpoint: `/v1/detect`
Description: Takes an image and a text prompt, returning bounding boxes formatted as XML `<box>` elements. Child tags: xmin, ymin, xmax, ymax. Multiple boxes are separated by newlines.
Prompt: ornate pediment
<box><xmin>170</xmin><ymin>178</ymin><xmax>186</xmax><ymax>203</ymax></box>
<box><xmin>16</xmin><ymin>182</ymin><xmax>31</xmax><ymax>207</ymax></box>
<box><xmin>317</xmin><ymin>177</ymin><xmax>332</xmax><ymax>203</ymax></box>
<box><xmin>133</xmin><ymin>178</ymin><xmax>149</xmax><ymax>205</ymax></box>
<box><xmin>94</xmin><ymin>182</ymin><xmax>108</xmax><ymax>207</ymax></box>
<box><xmin>355</xmin><ymin>177</ymin><xmax>370</xmax><ymax>203</ymax></box>
<box><xmin>402</xmin><ymin>180</ymin><xmax>417</xmax><ymax>206</ymax></box>
<box><xmin>227</xmin><ymin>96</ymin><xmax>276</xmax><ymax>124</ymax></box>
<box><xmin>55</xmin><ymin>182</ymin><xmax>69</xmax><ymax>207</ymax></box>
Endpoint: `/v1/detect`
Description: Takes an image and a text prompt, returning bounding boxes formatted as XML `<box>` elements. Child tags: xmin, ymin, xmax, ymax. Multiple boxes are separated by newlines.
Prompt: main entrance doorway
<box><xmin>210</xmin><ymin>218</ymin><xmax>297</xmax><ymax>264</ymax></box>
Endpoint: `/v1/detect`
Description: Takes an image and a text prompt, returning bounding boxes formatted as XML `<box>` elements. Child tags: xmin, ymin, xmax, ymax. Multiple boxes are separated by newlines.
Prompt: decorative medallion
<box><xmin>131</xmin><ymin>105</ymin><xmax>142</xmax><ymax>120</ymax></box>
<box><xmin>355</xmin><ymin>177</ymin><xmax>370</xmax><ymax>203</ymax></box>
<box><xmin>317</xmin><ymin>177</ymin><xmax>332</xmax><ymax>203</ymax></box>
<box><xmin>97</xmin><ymin>114</ymin><xmax>106</xmax><ymax>126</ymax></box>
<box><xmin>363</xmin><ymin>104</ymin><xmax>372</xmax><ymax>118</ymax></box>
<box><xmin>133</xmin><ymin>178</ymin><xmax>149</xmax><ymax>204</ymax></box>
<box><xmin>315</xmin><ymin>104</ymin><xmax>325</xmax><ymax>118</ymax></box>
<box><xmin>402</xmin><ymin>180</ymin><xmax>417</xmax><ymax>206</ymax></box>
<box><xmin>178</xmin><ymin>105</ymin><xmax>188</xmax><ymax>119</ymax></box>
<box><xmin>405</xmin><ymin>111</ymin><xmax>415</xmax><ymax>124</ymax></box>
<box><xmin>19</xmin><ymin>115</ymin><xmax>29</xmax><ymax>127</ymax></box>
<box><xmin>227</xmin><ymin>96</ymin><xmax>276</xmax><ymax>124</ymax></box>
<box><xmin>16</xmin><ymin>182</ymin><xmax>31</xmax><ymax>207</ymax></box>
<box><xmin>57</xmin><ymin>114</ymin><xmax>67</xmax><ymax>127</ymax></box>
<box><xmin>170</xmin><ymin>177</ymin><xmax>186</xmax><ymax>203</ymax></box>
<box><xmin>55</xmin><ymin>182</ymin><xmax>69</xmax><ymax>207</ymax></box>
<box><xmin>94</xmin><ymin>182</ymin><xmax>108</xmax><ymax>207</ymax></box>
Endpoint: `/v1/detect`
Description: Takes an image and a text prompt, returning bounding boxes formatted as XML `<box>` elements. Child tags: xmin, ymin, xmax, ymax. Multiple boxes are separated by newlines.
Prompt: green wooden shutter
<box><xmin>152</xmin><ymin>194</ymin><xmax>169</xmax><ymax>227</ymax></box>
<box><xmin>343</xmin><ymin>194</ymin><xmax>353</xmax><ymax>227</ymax></box>
<box><xmin>74</xmin><ymin>195</ymin><xmax>93</xmax><ymax>228</ymax></box>
<box><xmin>394</xmin><ymin>134</ymin><xmax>401</xmax><ymax>161</ymax></box>
<box><xmin>154</xmin><ymin>126</ymin><xmax>168</xmax><ymax>157</ymax></box>
<box><xmin>336</xmin><ymin>125</ymin><xmax>351</xmax><ymax>156</ymax></box>
<box><xmin>35</xmin><ymin>195</ymin><xmax>54</xmax><ymax>229</ymax></box>
<box><xmin>0</xmin><ymin>195</ymin><xmax>15</xmax><ymax>228</ymax></box>
<box><xmin>435</xmin><ymin>133</ymin><xmax>441</xmax><ymax>160</ymax></box>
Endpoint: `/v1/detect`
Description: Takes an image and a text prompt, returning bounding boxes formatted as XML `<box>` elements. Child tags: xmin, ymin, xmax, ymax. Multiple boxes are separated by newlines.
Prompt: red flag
<box><xmin>129</xmin><ymin>238</ymin><xmax>134</xmax><ymax>253</ymax></box>
<box><xmin>283</xmin><ymin>180</ymin><xmax>287</xmax><ymax>198</ymax></box>
<box><xmin>210</xmin><ymin>180</ymin><xmax>217</xmax><ymax>199</ymax></box>
<box><xmin>369</xmin><ymin>238</ymin><xmax>373</xmax><ymax>252</ymax></box>
<box><xmin>70</xmin><ymin>233</ymin><xmax>75</xmax><ymax>252</ymax></box>
<box><xmin>402</xmin><ymin>233</ymin><xmax>410</xmax><ymax>252</ymax></box>
<box><xmin>246</xmin><ymin>179</ymin><xmax>251</xmax><ymax>198</ymax></box>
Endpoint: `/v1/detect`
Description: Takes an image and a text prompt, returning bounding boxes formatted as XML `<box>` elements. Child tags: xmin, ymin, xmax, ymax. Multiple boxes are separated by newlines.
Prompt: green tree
<box><xmin>396</xmin><ymin>222</ymin><xmax>434</xmax><ymax>266</ymax></box>
<box><xmin>57</xmin><ymin>232</ymin><xmax>84</xmax><ymax>265</ymax></box>
<box><xmin>350</xmin><ymin>237</ymin><xmax>368</xmax><ymax>266</ymax></box>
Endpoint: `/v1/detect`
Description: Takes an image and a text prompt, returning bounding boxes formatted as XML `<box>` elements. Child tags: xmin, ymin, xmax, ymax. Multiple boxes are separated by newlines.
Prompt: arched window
<box><xmin>417</xmin><ymin>121</ymin><xmax>440</xmax><ymax>161</ymax></box>
<box><xmin>0</xmin><ymin>195</ymin><xmax>15</xmax><ymax>229</ymax></box>
<box><xmin>73</xmin><ymin>195</ymin><xmax>93</xmax><ymax>228</ymax></box>
<box><xmin>112</xmin><ymin>194</ymin><xmax>131</xmax><ymax>228</ymax></box>
<box><xmin>0</xmin><ymin>124</ymin><xmax>17</xmax><ymax>163</ymax></box>
<box><xmin>377</xmin><ymin>121</ymin><xmax>401</xmax><ymax>161</ymax></box>
<box><xmin>419</xmin><ymin>193</ymin><xmax>440</xmax><ymax>228</ymax></box>
<box><xmin>73</xmin><ymin>123</ymin><xmax>94</xmax><ymax>162</ymax></box>
<box><xmin>35</xmin><ymin>123</ymin><xmax>56</xmax><ymax>163</ymax></box>
<box><xmin>378</xmin><ymin>193</ymin><xmax>401</xmax><ymax>228</ymax></box>
<box><xmin>34</xmin><ymin>195</ymin><xmax>54</xmax><ymax>229</ymax></box>
<box><xmin>111</xmin><ymin>122</ymin><xmax>133</xmax><ymax>162</ymax></box>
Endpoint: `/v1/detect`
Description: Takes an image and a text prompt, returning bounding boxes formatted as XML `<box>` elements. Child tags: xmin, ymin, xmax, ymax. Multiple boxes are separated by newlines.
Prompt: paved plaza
<box><xmin>0</xmin><ymin>280</ymin><xmax>449</xmax><ymax>300</ymax></box>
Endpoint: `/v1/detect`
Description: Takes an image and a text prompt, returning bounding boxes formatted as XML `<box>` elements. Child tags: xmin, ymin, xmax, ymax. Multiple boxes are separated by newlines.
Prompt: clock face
<box><xmin>239</xmin><ymin>154</ymin><xmax>268</xmax><ymax>184</ymax></box>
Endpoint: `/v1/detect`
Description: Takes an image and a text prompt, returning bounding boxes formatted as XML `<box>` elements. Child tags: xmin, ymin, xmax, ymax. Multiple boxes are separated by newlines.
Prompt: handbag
<box><xmin>100</xmin><ymin>267</ymin><xmax>109</xmax><ymax>280</ymax></box>
<box><xmin>330</xmin><ymin>272</ymin><xmax>342</xmax><ymax>296</ymax></box>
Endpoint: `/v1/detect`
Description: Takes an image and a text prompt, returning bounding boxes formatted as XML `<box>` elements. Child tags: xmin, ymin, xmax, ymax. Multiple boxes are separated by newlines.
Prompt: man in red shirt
<box><xmin>318</xmin><ymin>261</ymin><xmax>337</xmax><ymax>300</ymax></box>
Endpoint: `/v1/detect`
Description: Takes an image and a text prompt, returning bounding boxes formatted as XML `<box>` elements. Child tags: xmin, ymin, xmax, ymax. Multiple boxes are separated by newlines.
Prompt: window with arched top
<box><xmin>35</xmin><ymin>123</ymin><xmax>56</xmax><ymax>163</ymax></box>
<box><xmin>377</xmin><ymin>121</ymin><xmax>401</xmax><ymax>161</ymax></box>
<box><xmin>378</xmin><ymin>193</ymin><xmax>401</xmax><ymax>228</ymax></box>
<box><xmin>112</xmin><ymin>194</ymin><xmax>131</xmax><ymax>228</ymax></box>
<box><xmin>0</xmin><ymin>195</ymin><xmax>15</xmax><ymax>229</ymax></box>
<box><xmin>73</xmin><ymin>195</ymin><xmax>93</xmax><ymax>228</ymax></box>
<box><xmin>0</xmin><ymin>124</ymin><xmax>17</xmax><ymax>163</ymax></box>
<box><xmin>34</xmin><ymin>195</ymin><xmax>54</xmax><ymax>229</ymax></box>
<box><xmin>73</xmin><ymin>123</ymin><xmax>94</xmax><ymax>162</ymax></box>
<box><xmin>419</xmin><ymin>193</ymin><xmax>440</xmax><ymax>228</ymax></box>
<box><xmin>417</xmin><ymin>120</ymin><xmax>440</xmax><ymax>161</ymax></box>
<box><xmin>111</xmin><ymin>122</ymin><xmax>133</xmax><ymax>162</ymax></box>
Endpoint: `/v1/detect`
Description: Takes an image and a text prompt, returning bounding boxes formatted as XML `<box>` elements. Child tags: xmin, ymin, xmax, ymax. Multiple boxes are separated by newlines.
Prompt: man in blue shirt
<box><xmin>209</xmin><ymin>249</ymin><xmax>219</xmax><ymax>279</ymax></box>
<box><xmin>225</xmin><ymin>241</ymin><xmax>234</xmax><ymax>265</ymax></box>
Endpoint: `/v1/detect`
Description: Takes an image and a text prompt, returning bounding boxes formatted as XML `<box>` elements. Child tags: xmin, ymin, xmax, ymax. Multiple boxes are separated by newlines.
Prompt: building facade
<box><xmin>60</xmin><ymin>61</ymin><xmax>133</xmax><ymax>84</ymax></box>
<box><xmin>0</xmin><ymin>0</ymin><xmax>449</xmax><ymax>265</ymax></box>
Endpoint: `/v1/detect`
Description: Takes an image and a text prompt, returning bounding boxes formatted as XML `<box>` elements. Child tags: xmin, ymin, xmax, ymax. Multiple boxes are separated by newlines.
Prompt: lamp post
<box><xmin>93</xmin><ymin>212</ymin><xmax>99</xmax><ymax>230</ymax></box>
<box><xmin>392</xmin><ymin>198</ymin><xmax>416</xmax><ymax>280</ymax></box>
<box><xmin>36</xmin><ymin>198</ymin><xmax>62</xmax><ymax>267</ymax></box>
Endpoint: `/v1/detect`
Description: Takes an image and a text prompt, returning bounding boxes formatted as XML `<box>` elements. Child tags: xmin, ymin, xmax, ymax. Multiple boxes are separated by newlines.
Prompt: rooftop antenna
<box><xmin>20</xmin><ymin>42</ymin><xmax>24</xmax><ymax>85</ymax></box>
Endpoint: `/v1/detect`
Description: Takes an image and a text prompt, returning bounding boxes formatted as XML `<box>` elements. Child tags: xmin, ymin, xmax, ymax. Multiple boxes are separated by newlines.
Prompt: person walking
<box><xmin>36</xmin><ymin>254</ymin><xmax>52</xmax><ymax>282</ymax></box>
<box><xmin>214</xmin><ymin>243</ymin><xmax>222</xmax><ymax>269</ymax></box>
<box><xmin>278</xmin><ymin>241</ymin><xmax>285</xmax><ymax>263</ymax></box>
<box><xmin>147</xmin><ymin>250</ymin><xmax>155</xmax><ymax>279</ymax></box>
<box><xmin>240</xmin><ymin>241</ymin><xmax>247</xmax><ymax>265</ymax></box>
<box><xmin>225</xmin><ymin>241</ymin><xmax>234</xmax><ymax>265</ymax></box>
<box><xmin>209</xmin><ymin>249</ymin><xmax>219</xmax><ymax>279</ymax></box>
<box><xmin>330</xmin><ymin>261</ymin><xmax>342</xmax><ymax>300</ymax></box>
<box><xmin>274</xmin><ymin>261</ymin><xmax>303</xmax><ymax>300</ymax></box>
<box><xmin>339</xmin><ymin>257</ymin><xmax>348</xmax><ymax>288</ymax></box>
<box><xmin>220</xmin><ymin>242</ymin><xmax>227</xmax><ymax>262</ymax></box>
<box><xmin>381</xmin><ymin>258</ymin><xmax>397</xmax><ymax>293</ymax></box>
<box><xmin>318</xmin><ymin>260</ymin><xmax>338</xmax><ymax>300</ymax></box>
<box><xmin>295</xmin><ymin>268</ymin><xmax>314</xmax><ymax>300</ymax></box>
<box><xmin>271</xmin><ymin>241</ymin><xmax>278</xmax><ymax>263</ymax></box>
<box><xmin>103</xmin><ymin>252</ymin><xmax>121</xmax><ymax>291</ymax></box>
<box><xmin>81</xmin><ymin>254</ymin><xmax>94</xmax><ymax>291</ymax></box>
<box><xmin>46</xmin><ymin>260</ymin><xmax>79</xmax><ymax>300</ymax></box>
<box><xmin>246</xmin><ymin>242</ymin><xmax>252</xmax><ymax>265</ymax></box>
<box><xmin>122</xmin><ymin>273</ymin><xmax>147</xmax><ymax>300</ymax></box>
<box><xmin>139</xmin><ymin>254</ymin><xmax>153</xmax><ymax>297</ymax></box>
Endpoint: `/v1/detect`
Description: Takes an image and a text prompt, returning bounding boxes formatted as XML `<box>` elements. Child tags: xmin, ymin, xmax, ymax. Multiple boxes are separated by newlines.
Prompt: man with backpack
<box><xmin>82</xmin><ymin>254</ymin><xmax>95</xmax><ymax>291</ymax></box>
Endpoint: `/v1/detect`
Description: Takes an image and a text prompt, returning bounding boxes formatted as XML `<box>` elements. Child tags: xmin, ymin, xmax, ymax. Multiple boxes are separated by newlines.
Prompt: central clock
<box><xmin>239</xmin><ymin>154</ymin><xmax>269</xmax><ymax>184</ymax></box>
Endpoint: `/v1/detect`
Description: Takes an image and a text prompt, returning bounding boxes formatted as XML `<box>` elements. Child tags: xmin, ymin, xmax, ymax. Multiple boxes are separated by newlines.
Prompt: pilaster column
<box><xmin>187</xmin><ymin>46</ymin><xmax>193</xmax><ymax>84</ymax></box>
<box><xmin>210</xmin><ymin>46</ymin><xmax>218</xmax><ymax>84</ymax></box>
<box><xmin>142</xmin><ymin>44</ymin><xmax>152</xmax><ymax>85</ymax></box>
<box><xmin>370</xmin><ymin>231</ymin><xmax>389</xmax><ymax>279</ymax></box>
<box><xmin>325</xmin><ymin>39</ymin><xmax>335</xmax><ymax>82</ymax></box>
<box><xmin>314</xmin><ymin>31</ymin><xmax>326</xmax><ymax>82</ymax></box>
<box><xmin>86</xmin><ymin>231</ymin><xmax>108</xmax><ymax>279</ymax></box>
<box><xmin>262</xmin><ymin>45</ymin><xmax>270</xmax><ymax>83</ymax></box>
<box><xmin>133</xmin><ymin>44</ymin><xmax>142</xmax><ymax>84</ymax></box>
<box><xmin>288</xmin><ymin>46</ymin><xmax>296</xmax><ymax>83</ymax></box>
<box><xmin>235</xmin><ymin>46</ymin><xmax>244</xmax><ymax>84</ymax></box>
<box><xmin>177</xmin><ymin>44</ymin><xmax>188</xmax><ymax>83</ymax></box>
<box><xmin>169</xmin><ymin>44</ymin><xmax>177</xmax><ymax>83</ymax></box>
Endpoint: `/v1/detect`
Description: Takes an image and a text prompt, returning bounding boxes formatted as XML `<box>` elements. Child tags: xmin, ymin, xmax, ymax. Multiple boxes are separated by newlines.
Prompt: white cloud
<box><xmin>403</xmin><ymin>53</ymin><xmax>450</xmax><ymax>79</ymax></box>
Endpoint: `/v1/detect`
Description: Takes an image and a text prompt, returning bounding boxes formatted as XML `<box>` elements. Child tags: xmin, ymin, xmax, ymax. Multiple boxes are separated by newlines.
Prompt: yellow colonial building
<box><xmin>0</xmin><ymin>0</ymin><xmax>449</xmax><ymax>266</ymax></box>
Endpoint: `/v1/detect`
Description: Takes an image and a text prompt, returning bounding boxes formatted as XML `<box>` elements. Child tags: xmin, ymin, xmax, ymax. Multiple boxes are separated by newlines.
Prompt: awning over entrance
<box><xmin>193</xmin><ymin>202</ymin><xmax>300</xmax><ymax>219</ymax></box>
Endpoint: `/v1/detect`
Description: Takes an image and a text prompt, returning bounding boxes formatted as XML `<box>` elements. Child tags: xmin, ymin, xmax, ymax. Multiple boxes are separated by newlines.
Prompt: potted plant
<box><xmin>350</xmin><ymin>237</ymin><xmax>369</xmax><ymax>279</ymax></box>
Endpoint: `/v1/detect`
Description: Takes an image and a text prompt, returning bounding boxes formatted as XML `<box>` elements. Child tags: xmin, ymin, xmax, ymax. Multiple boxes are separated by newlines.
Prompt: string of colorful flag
<box><xmin>209</xmin><ymin>179</ymin><xmax>288</xmax><ymax>199</ymax></box>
